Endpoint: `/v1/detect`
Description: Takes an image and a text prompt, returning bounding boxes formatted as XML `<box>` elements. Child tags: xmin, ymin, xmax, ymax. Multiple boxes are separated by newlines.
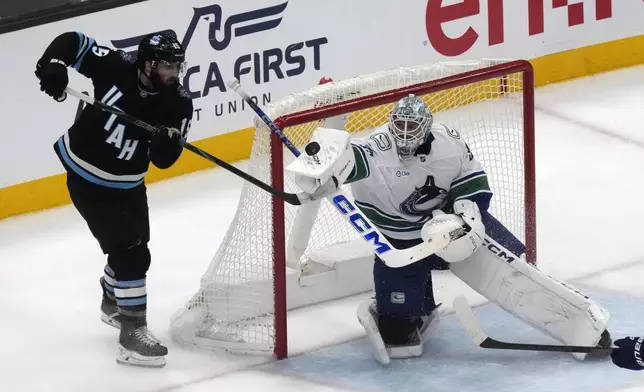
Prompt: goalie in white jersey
<box><xmin>347</xmin><ymin>94</ymin><xmax>500</xmax><ymax>363</ymax></box>
<box><xmin>288</xmin><ymin>94</ymin><xmax>612</xmax><ymax>365</ymax></box>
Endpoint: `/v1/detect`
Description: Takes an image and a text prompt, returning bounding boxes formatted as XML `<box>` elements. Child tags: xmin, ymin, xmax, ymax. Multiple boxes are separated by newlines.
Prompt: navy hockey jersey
<box><xmin>39</xmin><ymin>32</ymin><xmax>193</xmax><ymax>189</ymax></box>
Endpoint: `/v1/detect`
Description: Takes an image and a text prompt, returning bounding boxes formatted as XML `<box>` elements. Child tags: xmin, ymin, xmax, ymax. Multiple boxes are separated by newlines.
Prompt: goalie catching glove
<box><xmin>286</xmin><ymin>127</ymin><xmax>355</xmax><ymax>201</ymax></box>
<box><xmin>421</xmin><ymin>199</ymin><xmax>485</xmax><ymax>263</ymax></box>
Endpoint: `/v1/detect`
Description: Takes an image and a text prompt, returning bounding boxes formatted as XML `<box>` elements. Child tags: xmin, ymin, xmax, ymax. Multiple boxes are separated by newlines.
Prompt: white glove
<box><xmin>298</xmin><ymin>176</ymin><xmax>341</xmax><ymax>202</ymax></box>
<box><xmin>421</xmin><ymin>199</ymin><xmax>485</xmax><ymax>263</ymax></box>
<box><xmin>286</xmin><ymin>127</ymin><xmax>355</xmax><ymax>199</ymax></box>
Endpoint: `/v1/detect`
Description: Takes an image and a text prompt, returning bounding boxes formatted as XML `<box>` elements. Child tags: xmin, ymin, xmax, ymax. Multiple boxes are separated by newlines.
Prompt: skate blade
<box><xmin>117</xmin><ymin>346</ymin><xmax>166</xmax><ymax>368</ymax></box>
<box><xmin>101</xmin><ymin>313</ymin><xmax>121</xmax><ymax>329</ymax></box>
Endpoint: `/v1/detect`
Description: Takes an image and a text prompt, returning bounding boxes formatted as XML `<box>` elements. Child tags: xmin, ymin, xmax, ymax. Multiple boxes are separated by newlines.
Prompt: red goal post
<box><xmin>170</xmin><ymin>59</ymin><xmax>536</xmax><ymax>361</ymax></box>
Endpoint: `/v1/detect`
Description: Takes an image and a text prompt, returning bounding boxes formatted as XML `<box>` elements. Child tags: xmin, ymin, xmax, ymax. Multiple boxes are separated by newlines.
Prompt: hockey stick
<box><xmin>452</xmin><ymin>295</ymin><xmax>614</xmax><ymax>354</ymax></box>
<box><xmin>227</xmin><ymin>79</ymin><xmax>453</xmax><ymax>268</ymax></box>
<box><xmin>63</xmin><ymin>87</ymin><xmax>305</xmax><ymax>206</ymax></box>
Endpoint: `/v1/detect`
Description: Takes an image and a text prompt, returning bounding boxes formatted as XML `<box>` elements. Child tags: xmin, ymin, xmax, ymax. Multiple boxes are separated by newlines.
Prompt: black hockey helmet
<box><xmin>137</xmin><ymin>32</ymin><xmax>185</xmax><ymax>70</ymax></box>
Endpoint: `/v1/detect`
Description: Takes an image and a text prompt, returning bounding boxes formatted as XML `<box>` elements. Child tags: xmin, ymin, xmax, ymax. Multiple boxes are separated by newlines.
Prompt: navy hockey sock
<box><xmin>101</xmin><ymin>264</ymin><xmax>117</xmax><ymax>303</ymax></box>
<box><xmin>114</xmin><ymin>278</ymin><xmax>147</xmax><ymax>318</ymax></box>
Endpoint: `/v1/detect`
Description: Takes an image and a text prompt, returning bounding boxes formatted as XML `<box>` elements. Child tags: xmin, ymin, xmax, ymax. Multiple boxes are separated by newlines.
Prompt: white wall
<box><xmin>1</xmin><ymin>0</ymin><xmax>643</xmax><ymax>187</ymax></box>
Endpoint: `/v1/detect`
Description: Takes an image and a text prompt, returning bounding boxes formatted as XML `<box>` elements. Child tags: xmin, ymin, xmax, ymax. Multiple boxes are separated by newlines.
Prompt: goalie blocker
<box><xmin>288</xmin><ymin>127</ymin><xmax>612</xmax><ymax>362</ymax></box>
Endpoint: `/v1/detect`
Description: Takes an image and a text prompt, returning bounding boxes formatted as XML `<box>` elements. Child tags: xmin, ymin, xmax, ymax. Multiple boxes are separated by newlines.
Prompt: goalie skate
<box><xmin>388</xmin><ymin>304</ymin><xmax>442</xmax><ymax>359</ymax></box>
<box><xmin>117</xmin><ymin>320</ymin><xmax>168</xmax><ymax>368</ymax></box>
<box><xmin>357</xmin><ymin>300</ymin><xmax>441</xmax><ymax>365</ymax></box>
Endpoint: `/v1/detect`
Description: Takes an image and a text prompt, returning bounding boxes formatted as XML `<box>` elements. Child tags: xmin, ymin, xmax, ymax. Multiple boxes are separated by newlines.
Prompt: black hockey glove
<box><xmin>149</xmin><ymin>126</ymin><xmax>184</xmax><ymax>169</ymax></box>
<box><xmin>611</xmin><ymin>337</ymin><xmax>644</xmax><ymax>371</ymax></box>
<box><xmin>157</xmin><ymin>126</ymin><xmax>183</xmax><ymax>145</ymax></box>
<box><xmin>35</xmin><ymin>59</ymin><xmax>68</xmax><ymax>101</ymax></box>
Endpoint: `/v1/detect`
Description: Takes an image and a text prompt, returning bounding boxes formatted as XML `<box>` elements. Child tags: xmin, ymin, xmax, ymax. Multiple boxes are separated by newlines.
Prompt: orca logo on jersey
<box><xmin>445</xmin><ymin>125</ymin><xmax>460</xmax><ymax>139</ymax></box>
<box><xmin>399</xmin><ymin>175</ymin><xmax>447</xmax><ymax>216</ymax></box>
<box><xmin>332</xmin><ymin>194</ymin><xmax>392</xmax><ymax>255</ymax></box>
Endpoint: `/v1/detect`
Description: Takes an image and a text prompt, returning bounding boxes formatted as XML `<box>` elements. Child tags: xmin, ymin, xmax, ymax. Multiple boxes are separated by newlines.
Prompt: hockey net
<box><xmin>170</xmin><ymin>59</ymin><xmax>535</xmax><ymax>359</ymax></box>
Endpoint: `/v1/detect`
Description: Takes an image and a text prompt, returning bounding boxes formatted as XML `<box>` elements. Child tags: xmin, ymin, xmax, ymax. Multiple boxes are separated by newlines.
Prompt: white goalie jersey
<box><xmin>346</xmin><ymin>122</ymin><xmax>492</xmax><ymax>241</ymax></box>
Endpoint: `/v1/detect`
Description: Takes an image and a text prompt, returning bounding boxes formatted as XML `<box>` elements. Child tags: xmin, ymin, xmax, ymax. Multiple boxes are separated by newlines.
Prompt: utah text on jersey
<box><xmin>48</xmin><ymin>32</ymin><xmax>193</xmax><ymax>189</ymax></box>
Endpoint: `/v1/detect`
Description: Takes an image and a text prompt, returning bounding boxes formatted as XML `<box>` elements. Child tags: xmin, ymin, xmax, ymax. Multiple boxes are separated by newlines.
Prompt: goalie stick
<box><xmin>452</xmin><ymin>295</ymin><xmax>614</xmax><ymax>354</ymax></box>
<box><xmin>63</xmin><ymin>87</ymin><xmax>306</xmax><ymax>206</ymax></box>
<box><xmin>227</xmin><ymin>79</ymin><xmax>455</xmax><ymax>268</ymax></box>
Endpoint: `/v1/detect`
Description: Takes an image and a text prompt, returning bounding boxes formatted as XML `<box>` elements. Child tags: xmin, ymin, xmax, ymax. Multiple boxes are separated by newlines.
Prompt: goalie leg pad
<box><xmin>360</xmin><ymin>235</ymin><xmax>444</xmax><ymax>365</ymax></box>
<box><xmin>373</xmin><ymin>252</ymin><xmax>438</xmax><ymax>317</ymax></box>
<box><xmin>480</xmin><ymin>211</ymin><xmax>526</xmax><ymax>257</ymax></box>
<box><xmin>449</xmin><ymin>211</ymin><xmax>610</xmax><ymax>361</ymax></box>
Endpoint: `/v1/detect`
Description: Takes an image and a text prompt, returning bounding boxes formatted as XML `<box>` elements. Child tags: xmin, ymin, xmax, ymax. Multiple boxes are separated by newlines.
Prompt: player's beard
<box><xmin>150</xmin><ymin>71</ymin><xmax>179</xmax><ymax>93</ymax></box>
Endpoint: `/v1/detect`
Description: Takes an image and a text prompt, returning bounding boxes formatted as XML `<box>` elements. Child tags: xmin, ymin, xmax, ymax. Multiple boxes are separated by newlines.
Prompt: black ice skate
<box><xmin>357</xmin><ymin>300</ymin><xmax>442</xmax><ymax>365</ymax></box>
<box><xmin>99</xmin><ymin>277</ymin><xmax>122</xmax><ymax>329</ymax></box>
<box><xmin>117</xmin><ymin>318</ymin><xmax>168</xmax><ymax>368</ymax></box>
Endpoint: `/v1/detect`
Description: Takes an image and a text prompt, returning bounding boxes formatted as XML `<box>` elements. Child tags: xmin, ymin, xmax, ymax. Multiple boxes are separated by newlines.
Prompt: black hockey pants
<box><xmin>66</xmin><ymin>171</ymin><xmax>151</xmax><ymax>316</ymax></box>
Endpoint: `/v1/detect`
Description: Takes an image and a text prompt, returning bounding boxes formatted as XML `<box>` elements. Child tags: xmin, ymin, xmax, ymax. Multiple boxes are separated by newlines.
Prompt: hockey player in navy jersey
<box><xmin>35</xmin><ymin>31</ymin><xmax>193</xmax><ymax>368</ymax></box>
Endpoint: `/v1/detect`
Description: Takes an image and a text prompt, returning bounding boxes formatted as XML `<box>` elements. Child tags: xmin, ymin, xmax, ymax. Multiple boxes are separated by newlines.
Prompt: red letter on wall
<box><xmin>488</xmin><ymin>0</ymin><xmax>504</xmax><ymax>46</ymax></box>
<box><xmin>552</xmin><ymin>0</ymin><xmax>585</xmax><ymax>27</ymax></box>
<box><xmin>426</xmin><ymin>0</ymin><xmax>480</xmax><ymax>57</ymax></box>
<box><xmin>596</xmin><ymin>0</ymin><xmax>612</xmax><ymax>20</ymax></box>
<box><xmin>528</xmin><ymin>0</ymin><xmax>545</xmax><ymax>35</ymax></box>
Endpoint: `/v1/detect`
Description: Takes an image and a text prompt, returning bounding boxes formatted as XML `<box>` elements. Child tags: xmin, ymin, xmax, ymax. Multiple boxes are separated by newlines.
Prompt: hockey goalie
<box><xmin>287</xmin><ymin>94</ymin><xmax>613</xmax><ymax>365</ymax></box>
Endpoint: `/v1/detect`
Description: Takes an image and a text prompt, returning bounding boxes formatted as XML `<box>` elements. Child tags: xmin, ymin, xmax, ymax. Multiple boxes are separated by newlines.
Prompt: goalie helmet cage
<box><xmin>170</xmin><ymin>59</ymin><xmax>536</xmax><ymax>361</ymax></box>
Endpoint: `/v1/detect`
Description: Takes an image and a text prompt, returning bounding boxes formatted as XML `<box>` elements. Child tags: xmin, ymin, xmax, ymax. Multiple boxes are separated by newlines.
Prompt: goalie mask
<box><xmin>388</xmin><ymin>95</ymin><xmax>434</xmax><ymax>160</ymax></box>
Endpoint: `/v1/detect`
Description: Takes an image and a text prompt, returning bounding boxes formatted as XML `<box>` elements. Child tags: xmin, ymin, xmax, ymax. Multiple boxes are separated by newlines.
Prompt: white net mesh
<box><xmin>170</xmin><ymin>59</ymin><xmax>531</xmax><ymax>355</ymax></box>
